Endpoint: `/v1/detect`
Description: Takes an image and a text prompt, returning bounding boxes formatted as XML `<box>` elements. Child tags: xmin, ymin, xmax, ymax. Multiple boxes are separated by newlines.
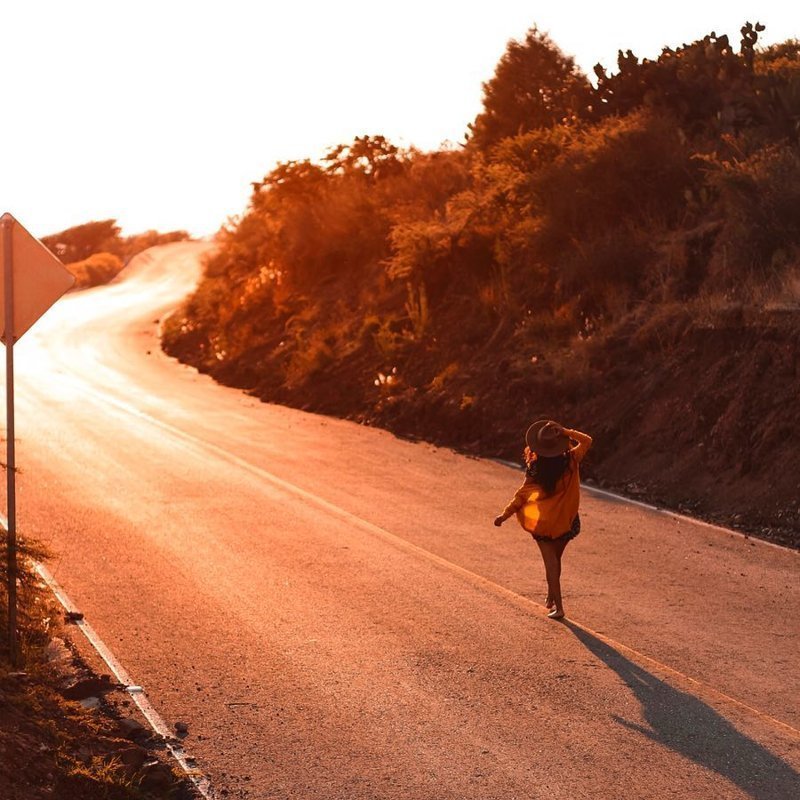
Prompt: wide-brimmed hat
<box><xmin>525</xmin><ymin>419</ymin><xmax>570</xmax><ymax>457</ymax></box>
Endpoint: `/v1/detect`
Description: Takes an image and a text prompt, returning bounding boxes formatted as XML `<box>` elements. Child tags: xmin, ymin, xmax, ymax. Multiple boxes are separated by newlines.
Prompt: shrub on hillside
<box><xmin>42</xmin><ymin>220</ymin><xmax>121</xmax><ymax>264</ymax></box>
<box><xmin>391</xmin><ymin>110</ymin><xmax>694</xmax><ymax>325</ymax></box>
<box><xmin>527</xmin><ymin>111</ymin><xmax>693</xmax><ymax>243</ymax></box>
<box><xmin>244</xmin><ymin>139</ymin><xmax>412</xmax><ymax>290</ymax></box>
<box><xmin>706</xmin><ymin>143</ymin><xmax>800</xmax><ymax>278</ymax></box>
<box><xmin>753</xmin><ymin>40</ymin><xmax>800</xmax><ymax>141</ymax></box>
<box><xmin>66</xmin><ymin>252</ymin><xmax>124</xmax><ymax>288</ymax></box>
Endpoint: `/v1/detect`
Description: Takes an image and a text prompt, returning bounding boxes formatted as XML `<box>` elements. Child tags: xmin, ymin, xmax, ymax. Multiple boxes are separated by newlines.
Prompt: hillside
<box><xmin>163</xmin><ymin>23</ymin><xmax>800</xmax><ymax>548</ymax></box>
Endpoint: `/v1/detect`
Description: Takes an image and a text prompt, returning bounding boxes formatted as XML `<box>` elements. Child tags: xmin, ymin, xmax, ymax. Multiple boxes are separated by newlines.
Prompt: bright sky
<box><xmin>1</xmin><ymin>1</ymin><xmax>796</xmax><ymax>239</ymax></box>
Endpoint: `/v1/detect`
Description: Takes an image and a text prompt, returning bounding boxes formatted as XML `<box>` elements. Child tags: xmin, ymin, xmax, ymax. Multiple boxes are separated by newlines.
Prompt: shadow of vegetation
<box><xmin>565</xmin><ymin>622</ymin><xmax>799</xmax><ymax>799</ymax></box>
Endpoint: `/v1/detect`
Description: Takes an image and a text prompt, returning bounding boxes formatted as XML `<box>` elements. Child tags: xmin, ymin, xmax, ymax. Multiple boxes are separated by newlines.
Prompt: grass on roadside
<box><xmin>1</xmin><ymin>540</ymin><xmax>195</xmax><ymax>799</ymax></box>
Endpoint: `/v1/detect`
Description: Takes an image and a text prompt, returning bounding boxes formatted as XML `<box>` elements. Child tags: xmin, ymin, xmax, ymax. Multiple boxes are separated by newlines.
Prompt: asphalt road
<box><xmin>7</xmin><ymin>242</ymin><xmax>799</xmax><ymax>799</ymax></box>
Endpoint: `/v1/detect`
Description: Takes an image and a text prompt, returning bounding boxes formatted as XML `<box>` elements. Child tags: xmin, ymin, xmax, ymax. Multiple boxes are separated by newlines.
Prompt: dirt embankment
<box><xmin>164</xmin><ymin>301</ymin><xmax>800</xmax><ymax>550</ymax></box>
<box><xmin>546</xmin><ymin>308</ymin><xmax>800</xmax><ymax>546</ymax></box>
<box><xmin>0</xmin><ymin>608</ymin><xmax>197</xmax><ymax>799</ymax></box>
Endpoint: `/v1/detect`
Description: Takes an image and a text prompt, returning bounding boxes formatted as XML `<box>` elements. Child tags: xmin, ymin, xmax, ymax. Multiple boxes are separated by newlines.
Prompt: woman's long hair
<box><xmin>525</xmin><ymin>447</ymin><xmax>571</xmax><ymax>495</ymax></box>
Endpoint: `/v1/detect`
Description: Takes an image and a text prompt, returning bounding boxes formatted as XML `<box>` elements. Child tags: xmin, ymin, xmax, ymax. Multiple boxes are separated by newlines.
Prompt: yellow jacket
<box><xmin>499</xmin><ymin>429</ymin><xmax>592</xmax><ymax>538</ymax></box>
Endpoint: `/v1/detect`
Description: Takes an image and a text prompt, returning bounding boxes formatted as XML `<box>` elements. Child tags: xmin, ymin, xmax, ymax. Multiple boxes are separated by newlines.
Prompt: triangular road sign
<box><xmin>0</xmin><ymin>212</ymin><xmax>76</xmax><ymax>343</ymax></box>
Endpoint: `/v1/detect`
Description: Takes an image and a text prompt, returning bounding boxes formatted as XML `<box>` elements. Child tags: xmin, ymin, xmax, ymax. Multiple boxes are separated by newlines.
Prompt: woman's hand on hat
<box><xmin>523</xmin><ymin>446</ymin><xmax>536</xmax><ymax>464</ymax></box>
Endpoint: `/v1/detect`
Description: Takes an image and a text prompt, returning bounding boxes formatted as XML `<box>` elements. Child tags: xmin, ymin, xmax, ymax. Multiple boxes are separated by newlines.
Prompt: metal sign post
<box><xmin>0</xmin><ymin>212</ymin><xmax>75</xmax><ymax>667</ymax></box>
<box><xmin>2</xmin><ymin>215</ymin><xmax>16</xmax><ymax>666</ymax></box>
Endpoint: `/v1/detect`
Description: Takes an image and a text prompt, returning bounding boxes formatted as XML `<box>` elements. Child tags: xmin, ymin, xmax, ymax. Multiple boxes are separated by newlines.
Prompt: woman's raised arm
<box><xmin>564</xmin><ymin>428</ymin><xmax>592</xmax><ymax>463</ymax></box>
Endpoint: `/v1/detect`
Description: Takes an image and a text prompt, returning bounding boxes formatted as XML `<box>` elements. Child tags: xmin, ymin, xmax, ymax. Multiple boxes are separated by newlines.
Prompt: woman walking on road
<box><xmin>494</xmin><ymin>421</ymin><xmax>592</xmax><ymax>620</ymax></box>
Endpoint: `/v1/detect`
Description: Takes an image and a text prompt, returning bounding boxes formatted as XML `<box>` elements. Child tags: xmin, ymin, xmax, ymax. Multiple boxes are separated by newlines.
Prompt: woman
<box><xmin>494</xmin><ymin>420</ymin><xmax>593</xmax><ymax>620</ymax></box>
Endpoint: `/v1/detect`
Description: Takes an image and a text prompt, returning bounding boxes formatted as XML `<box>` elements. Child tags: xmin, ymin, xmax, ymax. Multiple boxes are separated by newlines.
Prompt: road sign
<box><xmin>0</xmin><ymin>212</ymin><xmax>75</xmax><ymax>343</ymax></box>
<box><xmin>2</xmin><ymin>212</ymin><xmax>74</xmax><ymax>666</ymax></box>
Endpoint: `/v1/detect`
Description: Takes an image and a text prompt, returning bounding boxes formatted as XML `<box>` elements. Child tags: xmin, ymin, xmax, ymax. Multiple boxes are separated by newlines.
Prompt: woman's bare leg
<box><xmin>552</xmin><ymin>537</ymin><xmax>573</xmax><ymax>616</ymax></box>
<box><xmin>554</xmin><ymin>537</ymin><xmax>570</xmax><ymax>562</ymax></box>
<box><xmin>536</xmin><ymin>540</ymin><xmax>564</xmax><ymax>618</ymax></box>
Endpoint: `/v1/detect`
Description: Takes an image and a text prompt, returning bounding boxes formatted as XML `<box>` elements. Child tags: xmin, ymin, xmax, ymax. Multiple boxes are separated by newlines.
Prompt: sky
<box><xmin>1</xmin><ymin>1</ymin><xmax>797</xmax><ymax>240</ymax></box>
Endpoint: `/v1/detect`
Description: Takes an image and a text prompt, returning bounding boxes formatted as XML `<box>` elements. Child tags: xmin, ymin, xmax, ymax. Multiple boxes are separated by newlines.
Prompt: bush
<box><xmin>529</xmin><ymin>111</ymin><xmax>693</xmax><ymax>243</ymax></box>
<box><xmin>707</xmin><ymin>143</ymin><xmax>800</xmax><ymax>277</ymax></box>
<box><xmin>461</xmin><ymin>110</ymin><xmax>693</xmax><ymax>320</ymax></box>
<box><xmin>66</xmin><ymin>252</ymin><xmax>124</xmax><ymax>288</ymax></box>
<box><xmin>41</xmin><ymin>220</ymin><xmax>120</xmax><ymax>264</ymax></box>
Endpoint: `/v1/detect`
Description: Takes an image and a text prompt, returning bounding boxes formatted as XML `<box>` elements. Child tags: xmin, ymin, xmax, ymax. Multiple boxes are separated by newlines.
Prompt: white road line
<box><xmin>35</xmin><ymin>561</ymin><xmax>216</xmax><ymax>799</ymax></box>
<box><xmin>0</xmin><ymin>509</ymin><xmax>215</xmax><ymax>799</ymax></box>
<box><xmin>585</xmin><ymin>484</ymin><xmax>798</xmax><ymax>552</ymax></box>
<box><xmin>40</xmin><ymin>381</ymin><xmax>800</xmax><ymax>740</ymax></box>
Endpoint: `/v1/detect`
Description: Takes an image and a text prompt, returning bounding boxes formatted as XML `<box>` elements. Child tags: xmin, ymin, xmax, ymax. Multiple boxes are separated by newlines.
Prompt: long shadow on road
<box><xmin>565</xmin><ymin>622</ymin><xmax>799</xmax><ymax>799</ymax></box>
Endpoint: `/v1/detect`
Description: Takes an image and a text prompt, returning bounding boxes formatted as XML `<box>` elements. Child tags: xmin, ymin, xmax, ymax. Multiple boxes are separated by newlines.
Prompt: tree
<box><xmin>469</xmin><ymin>27</ymin><xmax>591</xmax><ymax>152</ymax></box>
<box><xmin>41</xmin><ymin>219</ymin><xmax>121</xmax><ymax>263</ymax></box>
<box><xmin>322</xmin><ymin>135</ymin><xmax>405</xmax><ymax>179</ymax></box>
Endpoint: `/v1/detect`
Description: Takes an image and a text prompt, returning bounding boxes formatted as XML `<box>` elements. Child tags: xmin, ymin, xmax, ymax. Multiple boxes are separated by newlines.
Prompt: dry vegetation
<box><xmin>163</xmin><ymin>23</ymin><xmax>800</xmax><ymax>546</ymax></box>
<box><xmin>41</xmin><ymin>220</ymin><xmax>190</xmax><ymax>288</ymax></box>
<box><xmin>1</xmin><ymin>548</ymin><xmax>195</xmax><ymax>799</ymax></box>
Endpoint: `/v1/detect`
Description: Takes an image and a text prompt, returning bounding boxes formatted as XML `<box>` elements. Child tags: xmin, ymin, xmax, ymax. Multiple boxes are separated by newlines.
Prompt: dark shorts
<box><xmin>532</xmin><ymin>514</ymin><xmax>581</xmax><ymax>544</ymax></box>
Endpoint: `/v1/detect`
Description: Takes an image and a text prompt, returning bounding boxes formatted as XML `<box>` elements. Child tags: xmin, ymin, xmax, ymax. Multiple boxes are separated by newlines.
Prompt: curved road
<box><xmin>8</xmin><ymin>242</ymin><xmax>799</xmax><ymax>798</ymax></box>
